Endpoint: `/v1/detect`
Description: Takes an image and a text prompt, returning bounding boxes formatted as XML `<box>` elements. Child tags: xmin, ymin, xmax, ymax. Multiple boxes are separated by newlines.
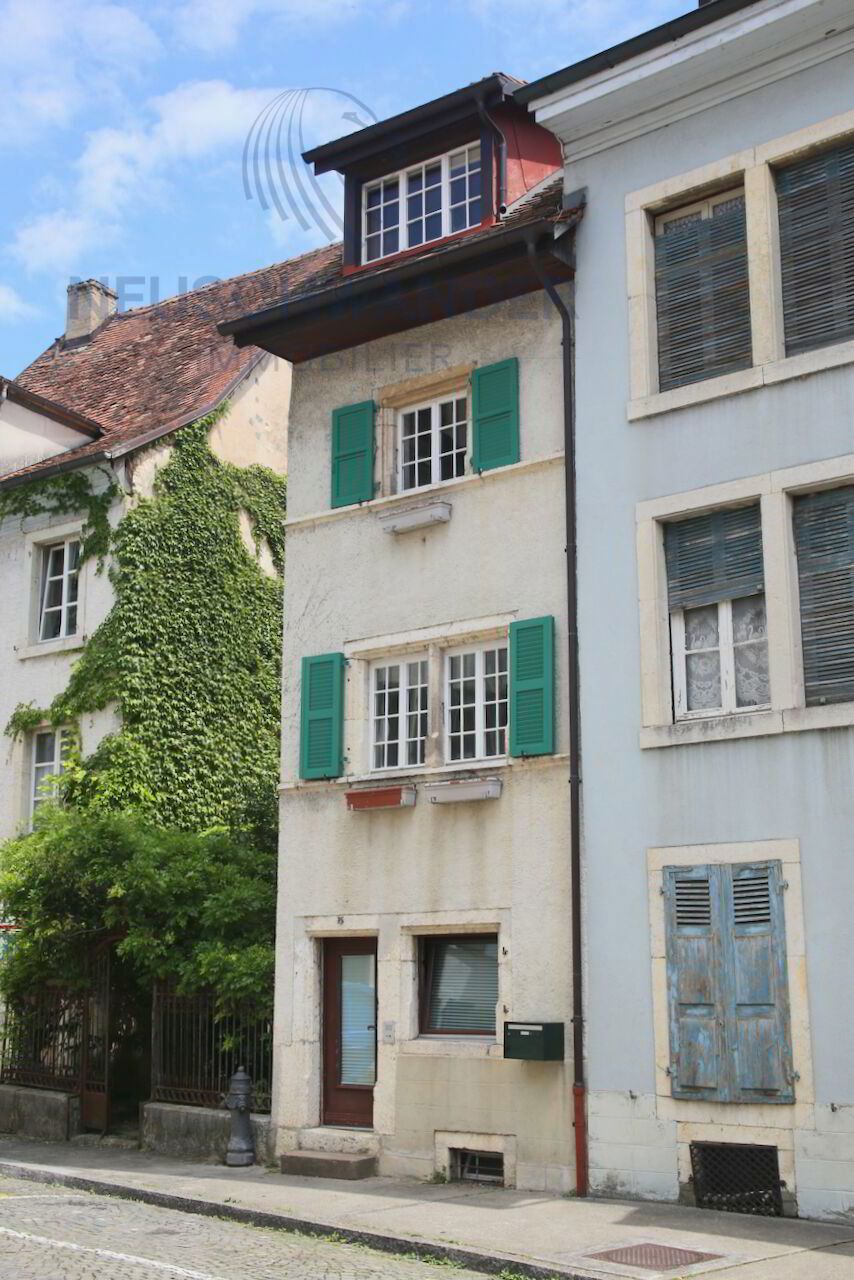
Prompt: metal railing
<box><xmin>151</xmin><ymin>986</ymin><xmax>272</xmax><ymax>1113</ymax></box>
<box><xmin>0</xmin><ymin>989</ymin><xmax>84</xmax><ymax>1092</ymax></box>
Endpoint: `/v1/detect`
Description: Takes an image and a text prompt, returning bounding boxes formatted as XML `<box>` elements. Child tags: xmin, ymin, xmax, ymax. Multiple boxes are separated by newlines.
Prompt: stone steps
<box><xmin>280</xmin><ymin>1149</ymin><xmax>378</xmax><ymax>1180</ymax></box>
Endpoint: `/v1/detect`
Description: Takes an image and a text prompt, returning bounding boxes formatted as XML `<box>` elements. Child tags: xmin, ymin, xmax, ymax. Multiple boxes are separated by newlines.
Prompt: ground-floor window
<box><xmin>419</xmin><ymin>934</ymin><xmax>498</xmax><ymax>1036</ymax></box>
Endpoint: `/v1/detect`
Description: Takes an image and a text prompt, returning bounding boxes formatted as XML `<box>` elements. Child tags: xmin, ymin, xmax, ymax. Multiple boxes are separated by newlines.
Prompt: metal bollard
<box><xmin>223</xmin><ymin>1065</ymin><xmax>255</xmax><ymax>1167</ymax></box>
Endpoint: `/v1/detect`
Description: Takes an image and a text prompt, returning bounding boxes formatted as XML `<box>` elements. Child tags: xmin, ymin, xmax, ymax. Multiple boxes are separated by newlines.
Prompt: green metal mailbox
<box><xmin>503</xmin><ymin>1022</ymin><xmax>565</xmax><ymax>1061</ymax></box>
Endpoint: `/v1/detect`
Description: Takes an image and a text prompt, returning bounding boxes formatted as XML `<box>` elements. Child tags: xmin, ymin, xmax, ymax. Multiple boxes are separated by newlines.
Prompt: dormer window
<box><xmin>363</xmin><ymin>144</ymin><xmax>482</xmax><ymax>263</ymax></box>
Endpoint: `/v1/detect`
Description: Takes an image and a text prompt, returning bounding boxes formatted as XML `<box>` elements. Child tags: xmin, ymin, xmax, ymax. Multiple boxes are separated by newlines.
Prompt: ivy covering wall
<box><xmin>6</xmin><ymin>409</ymin><xmax>286</xmax><ymax>834</ymax></box>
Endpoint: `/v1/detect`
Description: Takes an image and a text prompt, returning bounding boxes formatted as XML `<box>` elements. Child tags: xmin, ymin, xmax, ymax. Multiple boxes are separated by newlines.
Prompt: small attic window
<box><xmin>363</xmin><ymin>144</ymin><xmax>482</xmax><ymax>263</ymax></box>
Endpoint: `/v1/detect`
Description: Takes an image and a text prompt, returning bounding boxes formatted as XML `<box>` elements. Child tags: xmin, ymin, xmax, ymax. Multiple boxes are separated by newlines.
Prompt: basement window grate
<box><xmin>451</xmin><ymin>1149</ymin><xmax>504</xmax><ymax>1185</ymax></box>
<box><xmin>691</xmin><ymin>1141</ymin><xmax>783</xmax><ymax>1216</ymax></box>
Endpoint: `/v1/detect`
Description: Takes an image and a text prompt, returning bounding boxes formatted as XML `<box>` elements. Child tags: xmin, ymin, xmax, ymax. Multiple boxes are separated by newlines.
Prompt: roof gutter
<box><xmin>514</xmin><ymin>0</ymin><xmax>762</xmax><ymax>105</ymax></box>
<box><xmin>524</xmin><ymin>193</ymin><xmax>587</xmax><ymax>1197</ymax></box>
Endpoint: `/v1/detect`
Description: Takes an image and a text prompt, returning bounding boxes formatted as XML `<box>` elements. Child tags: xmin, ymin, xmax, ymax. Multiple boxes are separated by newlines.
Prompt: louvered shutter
<box><xmin>665</xmin><ymin>504</ymin><xmax>763</xmax><ymax>609</ymax></box>
<box><xmin>727</xmin><ymin>862</ymin><xmax>794</xmax><ymax>1104</ymax></box>
<box><xmin>471</xmin><ymin>359</ymin><xmax>519</xmax><ymax>472</ymax></box>
<box><xmin>331</xmin><ymin>401</ymin><xmax>375</xmax><ymax>508</ymax></box>
<box><xmin>777</xmin><ymin>140</ymin><xmax>854</xmax><ymax>357</ymax></box>
<box><xmin>793</xmin><ymin>486</ymin><xmax>854</xmax><ymax>705</ymax></box>
<box><xmin>426</xmin><ymin>937</ymin><xmax>498</xmax><ymax>1033</ymax></box>
<box><xmin>655</xmin><ymin>198</ymin><xmax>752</xmax><ymax>391</ymax></box>
<box><xmin>509</xmin><ymin>616</ymin><xmax>554</xmax><ymax>757</ymax></box>
<box><xmin>300</xmin><ymin>653</ymin><xmax>345</xmax><ymax>779</ymax></box>
<box><xmin>664</xmin><ymin>865</ymin><xmax>727</xmax><ymax>1101</ymax></box>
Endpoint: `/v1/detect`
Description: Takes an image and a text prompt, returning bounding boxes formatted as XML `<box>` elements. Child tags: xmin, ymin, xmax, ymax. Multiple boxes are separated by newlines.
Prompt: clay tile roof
<box><xmin>7</xmin><ymin>242</ymin><xmax>340</xmax><ymax>486</ymax></box>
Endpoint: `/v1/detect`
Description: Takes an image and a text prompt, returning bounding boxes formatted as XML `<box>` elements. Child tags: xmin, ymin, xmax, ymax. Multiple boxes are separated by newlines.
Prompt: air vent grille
<box><xmin>691</xmin><ymin>1141</ymin><xmax>783</xmax><ymax>1216</ymax></box>
<box><xmin>675</xmin><ymin>876</ymin><xmax>712</xmax><ymax>926</ymax></box>
<box><xmin>733</xmin><ymin>871</ymin><xmax>771</xmax><ymax>925</ymax></box>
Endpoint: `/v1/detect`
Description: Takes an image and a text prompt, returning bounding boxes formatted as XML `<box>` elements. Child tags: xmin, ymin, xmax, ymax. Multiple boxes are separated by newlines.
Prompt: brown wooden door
<box><xmin>322</xmin><ymin>938</ymin><xmax>376</xmax><ymax>1127</ymax></box>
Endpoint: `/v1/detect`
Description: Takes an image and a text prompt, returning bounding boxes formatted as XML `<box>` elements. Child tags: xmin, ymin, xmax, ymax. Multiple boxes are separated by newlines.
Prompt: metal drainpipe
<box><xmin>474</xmin><ymin>96</ymin><xmax>507</xmax><ymax>217</ymax></box>
<box><xmin>526</xmin><ymin>222</ymin><xmax>588</xmax><ymax>1198</ymax></box>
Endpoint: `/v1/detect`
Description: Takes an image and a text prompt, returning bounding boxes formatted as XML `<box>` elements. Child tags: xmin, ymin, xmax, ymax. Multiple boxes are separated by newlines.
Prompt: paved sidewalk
<box><xmin>0</xmin><ymin>1138</ymin><xmax>852</xmax><ymax>1280</ymax></box>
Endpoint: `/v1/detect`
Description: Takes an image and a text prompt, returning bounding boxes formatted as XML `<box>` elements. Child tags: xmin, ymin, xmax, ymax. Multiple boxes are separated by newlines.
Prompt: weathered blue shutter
<box><xmin>726</xmin><ymin>861</ymin><xmax>794</xmax><ymax>1104</ymax></box>
<box><xmin>663</xmin><ymin>865</ymin><xmax>727</xmax><ymax>1101</ymax></box>
<box><xmin>471</xmin><ymin>359</ymin><xmax>519</xmax><ymax>472</ymax></box>
<box><xmin>300</xmin><ymin>653</ymin><xmax>345</xmax><ymax>779</ymax></box>
<box><xmin>777</xmin><ymin>139</ymin><xmax>854</xmax><ymax>357</ymax></box>
<box><xmin>331</xmin><ymin>401</ymin><xmax>375</xmax><ymax>508</ymax></box>
<box><xmin>509</xmin><ymin>616</ymin><xmax>554</xmax><ymax>757</ymax></box>
<box><xmin>793</xmin><ymin>485</ymin><xmax>854</xmax><ymax>705</ymax></box>
<box><xmin>665</xmin><ymin>504</ymin><xmax>763</xmax><ymax>609</ymax></box>
<box><xmin>655</xmin><ymin>197</ymin><xmax>752</xmax><ymax>391</ymax></box>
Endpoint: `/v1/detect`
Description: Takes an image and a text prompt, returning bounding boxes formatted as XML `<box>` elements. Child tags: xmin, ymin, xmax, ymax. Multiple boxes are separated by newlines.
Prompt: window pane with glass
<box><xmin>363</xmin><ymin>144</ymin><xmax>482</xmax><ymax>263</ymax></box>
<box><xmin>446</xmin><ymin>645</ymin><xmax>508</xmax><ymax>761</ymax></box>
<box><xmin>400</xmin><ymin>395</ymin><xmax>467</xmax><ymax>491</ymax></box>
<box><xmin>372</xmin><ymin>659</ymin><xmax>428</xmax><ymax>769</ymax></box>
<box><xmin>39</xmin><ymin>538</ymin><xmax>80</xmax><ymax>641</ymax></box>
<box><xmin>421</xmin><ymin>935</ymin><xmax>498</xmax><ymax>1035</ymax></box>
<box><xmin>31</xmin><ymin>728</ymin><xmax>69</xmax><ymax>816</ymax></box>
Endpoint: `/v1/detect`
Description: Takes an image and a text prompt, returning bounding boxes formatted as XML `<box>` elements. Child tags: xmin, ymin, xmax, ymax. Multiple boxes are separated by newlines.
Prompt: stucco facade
<box><xmin>274</xmin><ymin>290</ymin><xmax>577</xmax><ymax>1190</ymax></box>
<box><xmin>526</xmin><ymin>0</ymin><xmax>854</xmax><ymax>1222</ymax></box>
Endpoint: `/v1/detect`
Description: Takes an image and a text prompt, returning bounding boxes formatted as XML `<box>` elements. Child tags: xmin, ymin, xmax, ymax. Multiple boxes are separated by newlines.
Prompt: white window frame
<box><xmin>362</xmin><ymin>143</ymin><xmax>482</xmax><ymax>264</ymax></box>
<box><xmin>38</xmin><ymin>537</ymin><xmax>80</xmax><ymax>641</ymax></box>
<box><xmin>444</xmin><ymin>642</ymin><xmax>509</xmax><ymax>764</ymax></box>
<box><xmin>30</xmin><ymin>727</ymin><xmax>69</xmax><ymax>819</ymax></box>
<box><xmin>670</xmin><ymin>595</ymin><xmax>770</xmax><ymax>721</ymax></box>
<box><xmin>397</xmin><ymin>391</ymin><xmax>469</xmax><ymax>493</ymax></box>
<box><xmin>370</xmin><ymin>655</ymin><xmax>429</xmax><ymax>772</ymax></box>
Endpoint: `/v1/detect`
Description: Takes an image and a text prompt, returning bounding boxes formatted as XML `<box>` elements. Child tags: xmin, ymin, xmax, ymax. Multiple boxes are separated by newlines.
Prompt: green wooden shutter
<box><xmin>331</xmin><ymin>401</ymin><xmax>375</xmax><ymax>508</ymax></box>
<box><xmin>655</xmin><ymin>196</ymin><xmax>752</xmax><ymax>390</ymax></box>
<box><xmin>300</xmin><ymin>653</ymin><xmax>345</xmax><ymax>779</ymax></box>
<box><xmin>471</xmin><ymin>359</ymin><xmax>519</xmax><ymax>472</ymax></box>
<box><xmin>663</xmin><ymin>861</ymin><xmax>793</xmax><ymax>1104</ymax></box>
<box><xmin>777</xmin><ymin>139</ymin><xmax>854</xmax><ymax>357</ymax></box>
<box><xmin>664</xmin><ymin>865</ymin><xmax>727</xmax><ymax>1102</ymax></box>
<box><xmin>793</xmin><ymin>485</ymin><xmax>854</xmax><ymax>705</ymax></box>
<box><xmin>509</xmin><ymin>616</ymin><xmax>554</xmax><ymax>757</ymax></box>
<box><xmin>727</xmin><ymin>861</ymin><xmax>794</xmax><ymax>1104</ymax></box>
<box><xmin>664</xmin><ymin>504</ymin><xmax>763</xmax><ymax>609</ymax></box>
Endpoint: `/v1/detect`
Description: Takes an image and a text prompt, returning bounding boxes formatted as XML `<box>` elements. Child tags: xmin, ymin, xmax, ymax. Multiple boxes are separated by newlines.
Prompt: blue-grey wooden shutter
<box><xmin>331</xmin><ymin>401</ymin><xmax>375</xmax><ymax>508</ymax></box>
<box><xmin>726</xmin><ymin>861</ymin><xmax>794</xmax><ymax>1104</ymax></box>
<box><xmin>663</xmin><ymin>865</ymin><xmax>727</xmax><ymax>1101</ymax></box>
<box><xmin>655</xmin><ymin>197</ymin><xmax>752</xmax><ymax>391</ymax></box>
<box><xmin>509</xmin><ymin>616</ymin><xmax>554</xmax><ymax>757</ymax></box>
<box><xmin>777</xmin><ymin>139</ymin><xmax>854</xmax><ymax>357</ymax></box>
<box><xmin>471</xmin><ymin>359</ymin><xmax>519</xmax><ymax>472</ymax></box>
<box><xmin>793</xmin><ymin>485</ymin><xmax>854</xmax><ymax>705</ymax></box>
<box><xmin>300</xmin><ymin>653</ymin><xmax>345</xmax><ymax>779</ymax></box>
<box><xmin>664</xmin><ymin>504</ymin><xmax>764</xmax><ymax>609</ymax></box>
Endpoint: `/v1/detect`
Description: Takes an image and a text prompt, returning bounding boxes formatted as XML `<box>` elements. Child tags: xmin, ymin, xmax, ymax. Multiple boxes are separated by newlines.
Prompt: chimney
<box><xmin>65</xmin><ymin>278</ymin><xmax>118</xmax><ymax>342</ymax></box>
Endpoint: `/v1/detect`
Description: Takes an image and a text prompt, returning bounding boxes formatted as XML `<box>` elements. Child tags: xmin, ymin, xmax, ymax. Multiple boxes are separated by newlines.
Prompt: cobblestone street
<box><xmin>0</xmin><ymin>1174</ymin><xmax>485</xmax><ymax>1280</ymax></box>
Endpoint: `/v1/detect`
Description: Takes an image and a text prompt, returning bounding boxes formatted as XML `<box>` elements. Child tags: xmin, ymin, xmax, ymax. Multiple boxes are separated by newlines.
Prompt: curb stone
<box><xmin>0</xmin><ymin>1159</ymin><xmax>595</xmax><ymax>1280</ymax></box>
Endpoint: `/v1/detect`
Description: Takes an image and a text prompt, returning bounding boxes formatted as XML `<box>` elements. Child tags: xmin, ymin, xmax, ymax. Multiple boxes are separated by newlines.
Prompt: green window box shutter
<box><xmin>509</xmin><ymin>615</ymin><xmax>554</xmax><ymax>757</ymax></box>
<box><xmin>300</xmin><ymin>653</ymin><xmax>345</xmax><ymax>779</ymax></box>
<box><xmin>663</xmin><ymin>861</ymin><xmax>794</xmax><ymax>1104</ymax></box>
<box><xmin>471</xmin><ymin>358</ymin><xmax>519</xmax><ymax>472</ymax></box>
<box><xmin>331</xmin><ymin>401</ymin><xmax>375</xmax><ymax>508</ymax></box>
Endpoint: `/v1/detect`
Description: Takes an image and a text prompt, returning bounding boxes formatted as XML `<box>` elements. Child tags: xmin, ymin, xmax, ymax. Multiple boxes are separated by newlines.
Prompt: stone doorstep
<box><xmin>296</xmin><ymin>1125</ymin><xmax>380</xmax><ymax>1155</ymax></box>
<box><xmin>280</xmin><ymin>1149</ymin><xmax>379</xmax><ymax>1180</ymax></box>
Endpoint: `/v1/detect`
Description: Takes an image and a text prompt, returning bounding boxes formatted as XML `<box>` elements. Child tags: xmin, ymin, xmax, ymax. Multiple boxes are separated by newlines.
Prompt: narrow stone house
<box><xmin>220</xmin><ymin>74</ymin><xmax>584</xmax><ymax>1191</ymax></box>
<box><xmin>521</xmin><ymin>0</ymin><xmax>854</xmax><ymax>1220</ymax></box>
<box><xmin>0</xmin><ymin>268</ymin><xmax>306</xmax><ymax>838</ymax></box>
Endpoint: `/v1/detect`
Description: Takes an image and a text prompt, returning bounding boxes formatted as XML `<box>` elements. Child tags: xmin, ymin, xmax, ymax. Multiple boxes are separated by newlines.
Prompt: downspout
<box><xmin>474</xmin><ymin>94</ymin><xmax>507</xmax><ymax>217</ymax></box>
<box><xmin>526</xmin><ymin>202</ymin><xmax>588</xmax><ymax>1197</ymax></box>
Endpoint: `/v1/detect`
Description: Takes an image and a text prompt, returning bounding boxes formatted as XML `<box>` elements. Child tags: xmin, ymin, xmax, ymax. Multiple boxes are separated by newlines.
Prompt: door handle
<box><xmin>367</xmin><ymin>1024</ymin><xmax>376</xmax><ymax>1031</ymax></box>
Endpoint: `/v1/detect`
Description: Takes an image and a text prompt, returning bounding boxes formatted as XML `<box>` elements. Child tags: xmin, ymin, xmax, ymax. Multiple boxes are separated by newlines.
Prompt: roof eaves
<box><xmin>1</xmin><ymin>376</ymin><xmax>105</xmax><ymax>438</ymax></box>
<box><xmin>515</xmin><ymin>0</ymin><xmax>762</xmax><ymax>105</ymax></box>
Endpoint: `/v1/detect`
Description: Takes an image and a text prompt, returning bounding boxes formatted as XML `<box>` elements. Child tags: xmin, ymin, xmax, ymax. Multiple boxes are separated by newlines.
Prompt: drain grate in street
<box><xmin>586</xmin><ymin>1242</ymin><xmax>723</xmax><ymax>1272</ymax></box>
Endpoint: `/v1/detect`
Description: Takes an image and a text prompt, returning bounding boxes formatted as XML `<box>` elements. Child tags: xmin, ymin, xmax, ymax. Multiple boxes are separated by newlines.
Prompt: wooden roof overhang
<box><xmin>220</xmin><ymin>221</ymin><xmax>573</xmax><ymax>364</ymax></box>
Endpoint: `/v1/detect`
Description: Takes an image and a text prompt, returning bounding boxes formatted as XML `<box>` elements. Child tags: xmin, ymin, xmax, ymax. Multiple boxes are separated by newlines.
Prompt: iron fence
<box><xmin>0</xmin><ymin>989</ymin><xmax>84</xmax><ymax>1092</ymax></box>
<box><xmin>151</xmin><ymin>986</ymin><xmax>272</xmax><ymax>1113</ymax></box>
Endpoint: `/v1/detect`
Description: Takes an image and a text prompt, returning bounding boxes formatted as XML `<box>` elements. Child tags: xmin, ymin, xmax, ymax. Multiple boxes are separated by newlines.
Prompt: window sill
<box><xmin>641</xmin><ymin>700</ymin><xmax>854</xmax><ymax>748</ymax></box>
<box><xmin>629</xmin><ymin>337</ymin><xmax>854</xmax><ymax>421</ymax></box>
<box><xmin>280</xmin><ymin>753</ymin><xmax>569</xmax><ymax>792</ymax></box>
<box><xmin>16</xmin><ymin>635</ymin><xmax>85</xmax><ymax>661</ymax></box>
<box><xmin>400</xmin><ymin>1036</ymin><xmax>501</xmax><ymax>1059</ymax></box>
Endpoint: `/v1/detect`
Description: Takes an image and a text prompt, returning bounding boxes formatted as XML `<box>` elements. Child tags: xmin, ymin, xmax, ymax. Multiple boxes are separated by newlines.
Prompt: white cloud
<box><xmin>0</xmin><ymin>0</ymin><xmax>160</xmax><ymax>140</ymax></box>
<box><xmin>0</xmin><ymin>284</ymin><xmax>39</xmax><ymax>323</ymax></box>
<box><xmin>170</xmin><ymin>0</ymin><xmax>403</xmax><ymax>54</ymax></box>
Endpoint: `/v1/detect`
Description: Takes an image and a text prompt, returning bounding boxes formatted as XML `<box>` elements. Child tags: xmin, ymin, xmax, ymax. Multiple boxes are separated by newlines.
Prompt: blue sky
<box><xmin>0</xmin><ymin>0</ymin><xmax>689</xmax><ymax>377</ymax></box>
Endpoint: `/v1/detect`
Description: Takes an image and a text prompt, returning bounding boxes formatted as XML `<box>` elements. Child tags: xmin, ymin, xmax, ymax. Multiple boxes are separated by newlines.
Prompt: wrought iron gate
<box><xmin>80</xmin><ymin>944</ymin><xmax>111</xmax><ymax>1132</ymax></box>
